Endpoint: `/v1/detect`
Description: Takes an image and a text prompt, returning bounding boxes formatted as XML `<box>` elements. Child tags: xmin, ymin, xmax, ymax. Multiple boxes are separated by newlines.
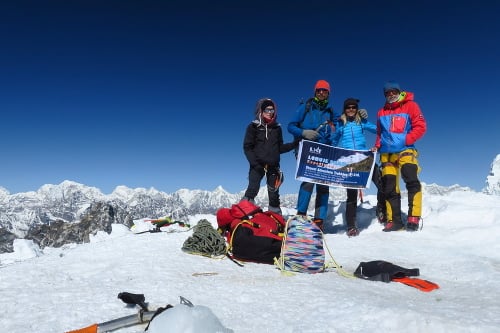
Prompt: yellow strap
<box><xmin>275</xmin><ymin>216</ymin><xmax>354</xmax><ymax>278</ymax></box>
<box><xmin>322</xmin><ymin>235</ymin><xmax>355</xmax><ymax>279</ymax></box>
<box><xmin>228</xmin><ymin>219</ymin><xmax>256</xmax><ymax>251</ymax></box>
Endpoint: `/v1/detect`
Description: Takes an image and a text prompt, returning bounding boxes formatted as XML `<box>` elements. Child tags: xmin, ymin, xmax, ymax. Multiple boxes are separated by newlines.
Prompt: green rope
<box><xmin>181</xmin><ymin>219</ymin><xmax>227</xmax><ymax>257</ymax></box>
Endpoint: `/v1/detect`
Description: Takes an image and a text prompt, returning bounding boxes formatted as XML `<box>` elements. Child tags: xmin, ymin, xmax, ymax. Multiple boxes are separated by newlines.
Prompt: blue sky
<box><xmin>1</xmin><ymin>1</ymin><xmax>499</xmax><ymax>196</ymax></box>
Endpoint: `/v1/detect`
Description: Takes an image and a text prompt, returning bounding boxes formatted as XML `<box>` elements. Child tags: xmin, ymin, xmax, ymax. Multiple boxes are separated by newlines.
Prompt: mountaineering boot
<box><xmin>313</xmin><ymin>218</ymin><xmax>324</xmax><ymax>232</ymax></box>
<box><xmin>347</xmin><ymin>227</ymin><xmax>360</xmax><ymax>237</ymax></box>
<box><xmin>268</xmin><ymin>206</ymin><xmax>282</xmax><ymax>215</ymax></box>
<box><xmin>240</xmin><ymin>197</ymin><xmax>255</xmax><ymax>204</ymax></box>
<box><xmin>376</xmin><ymin>205</ymin><xmax>387</xmax><ymax>224</ymax></box>
<box><xmin>406</xmin><ymin>216</ymin><xmax>420</xmax><ymax>231</ymax></box>
<box><xmin>383</xmin><ymin>221</ymin><xmax>404</xmax><ymax>232</ymax></box>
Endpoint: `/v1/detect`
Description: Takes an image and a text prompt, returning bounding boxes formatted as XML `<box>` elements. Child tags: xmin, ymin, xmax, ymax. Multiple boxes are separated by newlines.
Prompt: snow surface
<box><xmin>1</xmin><ymin>190</ymin><xmax>500</xmax><ymax>333</ymax></box>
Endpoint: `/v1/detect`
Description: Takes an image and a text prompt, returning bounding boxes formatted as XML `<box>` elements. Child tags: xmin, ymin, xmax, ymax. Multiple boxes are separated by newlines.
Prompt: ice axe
<box><xmin>64</xmin><ymin>310</ymin><xmax>156</xmax><ymax>333</ymax></box>
<box><xmin>65</xmin><ymin>292</ymin><xmax>181</xmax><ymax>333</ymax></box>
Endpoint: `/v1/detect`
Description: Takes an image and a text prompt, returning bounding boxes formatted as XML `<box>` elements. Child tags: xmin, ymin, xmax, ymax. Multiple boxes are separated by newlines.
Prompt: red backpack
<box><xmin>216</xmin><ymin>200</ymin><xmax>286</xmax><ymax>264</ymax></box>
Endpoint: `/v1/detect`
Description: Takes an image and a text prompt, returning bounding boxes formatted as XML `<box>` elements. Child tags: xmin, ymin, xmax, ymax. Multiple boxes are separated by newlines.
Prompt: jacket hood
<box><xmin>254</xmin><ymin>98</ymin><xmax>277</xmax><ymax>125</ymax></box>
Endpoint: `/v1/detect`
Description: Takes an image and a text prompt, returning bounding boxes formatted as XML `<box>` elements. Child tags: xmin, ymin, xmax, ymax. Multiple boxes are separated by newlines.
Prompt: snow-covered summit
<box><xmin>2</xmin><ymin>183</ymin><xmax>500</xmax><ymax>333</ymax></box>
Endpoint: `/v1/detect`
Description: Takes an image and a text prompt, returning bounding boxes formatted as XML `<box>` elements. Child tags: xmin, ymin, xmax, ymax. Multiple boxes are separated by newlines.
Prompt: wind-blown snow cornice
<box><xmin>484</xmin><ymin>154</ymin><xmax>500</xmax><ymax>195</ymax></box>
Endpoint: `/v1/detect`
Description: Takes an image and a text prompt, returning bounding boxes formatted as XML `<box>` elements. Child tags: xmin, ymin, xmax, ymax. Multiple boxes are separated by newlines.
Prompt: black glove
<box><xmin>302</xmin><ymin>129</ymin><xmax>319</xmax><ymax>140</ymax></box>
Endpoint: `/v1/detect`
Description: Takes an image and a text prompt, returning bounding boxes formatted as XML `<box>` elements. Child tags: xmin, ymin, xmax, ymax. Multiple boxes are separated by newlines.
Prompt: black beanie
<box><xmin>343</xmin><ymin>98</ymin><xmax>359</xmax><ymax>110</ymax></box>
<box><xmin>261</xmin><ymin>99</ymin><xmax>274</xmax><ymax>111</ymax></box>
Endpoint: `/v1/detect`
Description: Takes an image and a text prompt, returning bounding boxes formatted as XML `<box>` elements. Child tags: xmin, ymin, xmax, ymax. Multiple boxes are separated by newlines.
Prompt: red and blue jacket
<box><xmin>375</xmin><ymin>91</ymin><xmax>426</xmax><ymax>153</ymax></box>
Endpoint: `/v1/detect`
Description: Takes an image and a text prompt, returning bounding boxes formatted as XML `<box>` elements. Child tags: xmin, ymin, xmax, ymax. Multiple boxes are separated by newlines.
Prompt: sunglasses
<box><xmin>263</xmin><ymin>109</ymin><xmax>275</xmax><ymax>113</ymax></box>
<box><xmin>316</xmin><ymin>89</ymin><xmax>329</xmax><ymax>94</ymax></box>
<box><xmin>345</xmin><ymin>106</ymin><xmax>357</xmax><ymax>110</ymax></box>
<box><xmin>384</xmin><ymin>89</ymin><xmax>400</xmax><ymax>96</ymax></box>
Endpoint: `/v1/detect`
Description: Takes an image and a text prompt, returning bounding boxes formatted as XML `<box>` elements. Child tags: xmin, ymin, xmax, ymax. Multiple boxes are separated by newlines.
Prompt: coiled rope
<box><xmin>181</xmin><ymin>219</ymin><xmax>227</xmax><ymax>257</ymax></box>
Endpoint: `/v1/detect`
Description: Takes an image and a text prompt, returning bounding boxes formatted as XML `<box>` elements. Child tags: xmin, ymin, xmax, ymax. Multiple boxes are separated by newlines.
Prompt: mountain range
<box><xmin>1</xmin><ymin>154</ymin><xmax>499</xmax><ymax>254</ymax></box>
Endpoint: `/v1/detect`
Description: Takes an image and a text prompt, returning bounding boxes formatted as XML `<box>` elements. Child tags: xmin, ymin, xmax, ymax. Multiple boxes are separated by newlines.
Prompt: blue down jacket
<box><xmin>331</xmin><ymin>119</ymin><xmax>376</xmax><ymax>149</ymax></box>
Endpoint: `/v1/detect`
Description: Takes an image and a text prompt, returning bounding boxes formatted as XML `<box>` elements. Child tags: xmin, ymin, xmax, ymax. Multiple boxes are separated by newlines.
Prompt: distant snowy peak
<box><xmin>0</xmin><ymin>180</ymin><xmax>244</xmax><ymax>239</ymax></box>
<box><xmin>423</xmin><ymin>183</ymin><xmax>472</xmax><ymax>196</ymax></box>
<box><xmin>0</xmin><ymin>186</ymin><xmax>9</xmax><ymax>199</ymax></box>
<box><xmin>484</xmin><ymin>154</ymin><xmax>500</xmax><ymax>195</ymax></box>
<box><xmin>37</xmin><ymin>180</ymin><xmax>105</xmax><ymax>201</ymax></box>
